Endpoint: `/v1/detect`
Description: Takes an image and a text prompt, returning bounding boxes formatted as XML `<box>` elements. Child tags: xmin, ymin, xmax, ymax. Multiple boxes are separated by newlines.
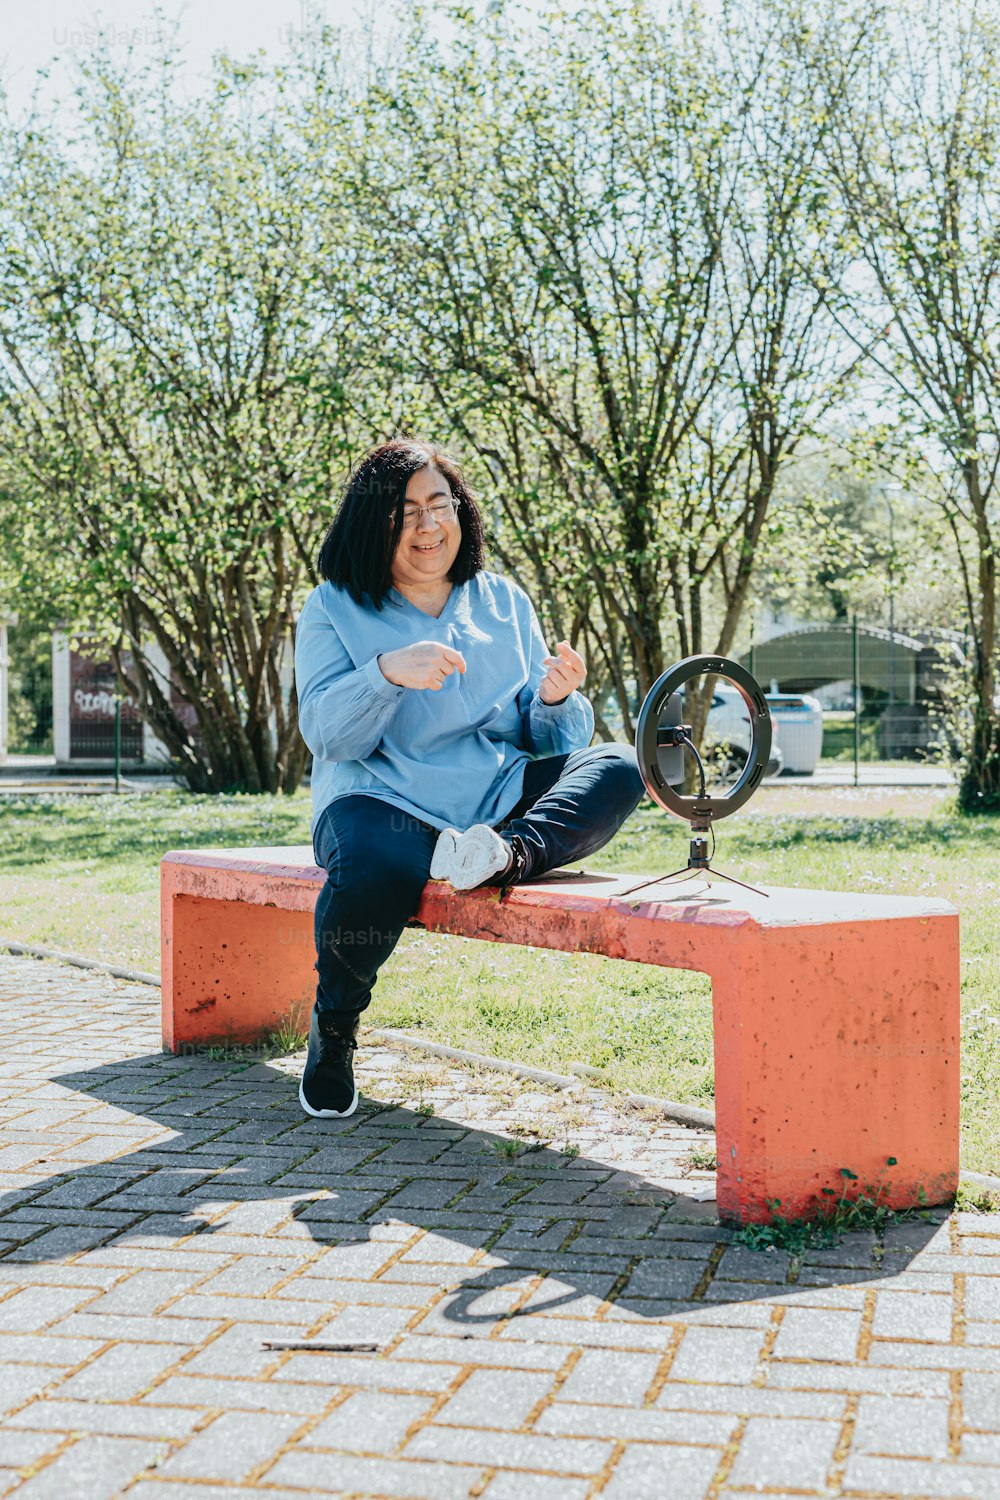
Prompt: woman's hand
<box><xmin>377</xmin><ymin>642</ymin><xmax>467</xmax><ymax>691</ymax></box>
<box><xmin>539</xmin><ymin>640</ymin><xmax>586</xmax><ymax>704</ymax></box>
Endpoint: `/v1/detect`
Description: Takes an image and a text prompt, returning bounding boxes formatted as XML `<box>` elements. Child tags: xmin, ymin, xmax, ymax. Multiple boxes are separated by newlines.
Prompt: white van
<box><xmin>707</xmin><ymin>685</ymin><xmax>823</xmax><ymax>776</ymax></box>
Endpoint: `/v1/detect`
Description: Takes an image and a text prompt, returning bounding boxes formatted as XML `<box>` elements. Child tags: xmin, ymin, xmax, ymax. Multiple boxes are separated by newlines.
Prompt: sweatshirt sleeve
<box><xmin>515</xmin><ymin>592</ymin><xmax>595</xmax><ymax>756</ymax></box>
<box><xmin>294</xmin><ymin>588</ymin><xmax>405</xmax><ymax>763</ymax></box>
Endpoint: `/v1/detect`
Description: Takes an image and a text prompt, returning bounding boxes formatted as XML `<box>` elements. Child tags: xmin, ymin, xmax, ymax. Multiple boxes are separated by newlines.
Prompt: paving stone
<box><xmin>556</xmin><ymin>1349</ymin><xmax>661</xmax><ymax>1406</ymax></box>
<box><xmin>842</xmin><ymin>1455</ymin><xmax>1000</xmax><ymax>1498</ymax></box>
<box><xmin>390</xmin><ymin>1334</ymin><xmax>570</xmax><ymax>1371</ymax></box>
<box><xmin>964</xmin><ymin>1371</ymin><xmax>1000</xmax><ymax>1431</ymax></box>
<box><xmin>482</xmin><ymin>1472</ymin><xmax>591</xmax><ymax>1500</ymax></box>
<box><xmin>962</xmin><ymin>1433</ymin><xmax>1000</xmax><ymax>1462</ymax></box>
<box><xmin>655</xmin><ymin>1383</ymin><xmax>844</xmax><ymax>1418</ymax></box>
<box><xmin>81</xmin><ymin>1247</ymin><xmax>227</xmax><ymax>1273</ymax></box>
<box><xmin>315</xmin><ymin>1303</ymin><xmax>416</xmax><ymax>1343</ymax></box>
<box><xmin>435</xmin><ymin>1368</ymin><xmax>553</xmax><ymax>1428</ymax></box>
<box><xmin>299</xmin><ymin>1242</ymin><xmax>403</xmax><ymax>1280</ymax></box>
<box><xmin>0</xmin><ymin>1331</ymin><xmax>103</xmax><ymax>1366</ymax></box>
<box><xmin>966</xmin><ymin>1277</ymin><xmax>1000</xmax><ymax>1321</ymax></box>
<box><xmin>79</xmin><ymin>1479</ymin><xmax>316</xmax><ymax>1500</ymax></box>
<box><xmin>727</xmin><ymin>1415</ymin><xmax>839</xmax><ymax>1490</ymax></box>
<box><xmin>7</xmin><ymin>1398</ymin><xmax>202</xmax><ymax>1438</ymax></box>
<box><xmin>404</xmin><ymin>1424</ymin><xmax>614</xmax><ymax>1474</ymax></box>
<box><xmin>284</xmin><ymin>1275</ymin><xmax>430</xmax><ymax>1308</ymax></box>
<box><xmin>0</xmin><ymin>1286</ymin><xmax>98</xmax><ymax>1332</ymax></box>
<box><xmin>399</xmin><ymin>1234</ymin><xmax>487</xmax><ymax>1264</ymax></box>
<box><xmin>160</xmin><ymin>1293</ymin><xmax>328</xmax><ymax>1325</ymax></box>
<box><xmin>0</xmin><ymin>1363</ymin><xmax>59</xmax><ymax>1414</ymax></box>
<box><xmin>81</xmin><ymin>1270</ymin><xmax>205</xmax><ymax>1315</ymax></box>
<box><xmin>765</xmin><ymin>1361</ymin><xmax>952</xmax><ymax>1396</ymax></box>
<box><xmin>50</xmin><ymin>1312</ymin><xmax>221</xmax><ymax>1345</ymax></box>
<box><xmin>158</xmin><ymin>1409</ymin><xmax>303</xmax><ymax>1479</ymax></box>
<box><xmin>10</xmin><ymin>1435</ymin><xmax>167</xmax><ymax>1499</ymax></box>
<box><xmin>522</xmin><ymin>1272</ymin><xmax>619</xmax><ymax>1316</ymax></box>
<box><xmin>869</xmin><ymin>1342</ymin><xmax>1000</xmax><ymax>1371</ymax></box>
<box><xmin>600</xmin><ymin>1441</ymin><xmax>720</xmax><ymax>1499</ymax></box>
<box><xmin>273</xmin><ymin>1353</ymin><xmax>456</xmax><ymax>1393</ymax></box>
<box><xmin>667</xmin><ymin>1326</ymin><xmax>767</xmax><ymax>1385</ymax></box>
<box><xmin>497</xmin><ymin>1315</ymin><xmax>677</xmax><ymax>1352</ymax></box>
<box><xmin>266</xmin><ymin>1449</ymin><xmax>486</xmax><ymax>1497</ymax></box>
<box><xmin>871</xmin><ymin>1289</ymin><xmax>954</xmax><ymax>1342</ymax></box>
<box><xmin>853</xmin><ymin>1393</ymin><xmax>950</xmax><ymax>1459</ymax></box>
<box><xmin>621</xmin><ymin>1260</ymin><xmax>706</xmax><ymax>1300</ymax></box>
<box><xmin>0</xmin><ymin>1429</ymin><xmax>65</xmax><ymax>1467</ymax></box>
<box><xmin>663</xmin><ymin>1301</ymin><xmax>774</xmax><ymax>1328</ymax></box>
<box><xmin>538</xmin><ymin>1401</ymin><xmax>734</xmax><ymax>1446</ymax></box>
<box><xmin>716</xmin><ymin>1244</ymin><xmax>794</xmax><ymax>1283</ymax></box>
<box><xmin>306</xmin><ymin>1390</ymin><xmax>435</xmax><ymax>1454</ymax></box>
<box><xmin>142</xmin><ymin>1374</ymin><xmax>333</xmax><ymax>1414</ymax></box>
<box><xmin>771</xmin><ymin>1306</ymin><xmax>862</xmax><ymax>1362</ymax></box>
<box><xmin>53</xmin><ymin>1340</ymin><xmax>184</xmax><ymax>1400</ymax></box>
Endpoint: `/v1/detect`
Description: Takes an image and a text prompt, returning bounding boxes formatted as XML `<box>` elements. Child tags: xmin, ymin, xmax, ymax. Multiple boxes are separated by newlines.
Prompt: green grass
<box><xmin>1</xmin><ymin>788</ymin><xmax>998</xmax><ymax>1174</ymax></box>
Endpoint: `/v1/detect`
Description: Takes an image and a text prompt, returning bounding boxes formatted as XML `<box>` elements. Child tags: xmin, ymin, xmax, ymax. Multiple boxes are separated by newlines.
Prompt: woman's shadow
<box><xmin>1</xmin><ymin>1045</ymin><xmax>937</xmax><ymax>1330</ymax></box>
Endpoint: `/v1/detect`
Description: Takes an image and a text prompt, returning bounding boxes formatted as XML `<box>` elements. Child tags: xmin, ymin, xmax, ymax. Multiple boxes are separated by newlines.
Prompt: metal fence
<box><xmin>7</xmin><ymin>628</ymin><xmax>53</xmax><ymax>756</ymax></box>
<box><xmin>739</xmin><ymin>618</ymin><xmax>963</xmax><ymax>781</ymax></box>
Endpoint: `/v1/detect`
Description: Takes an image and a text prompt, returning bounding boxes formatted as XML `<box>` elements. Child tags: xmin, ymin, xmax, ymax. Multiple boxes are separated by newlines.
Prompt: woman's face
<box><xmin>390</xmin><ymin>463</ymin><xmax>463</xmax><ymax>592</ymax></box>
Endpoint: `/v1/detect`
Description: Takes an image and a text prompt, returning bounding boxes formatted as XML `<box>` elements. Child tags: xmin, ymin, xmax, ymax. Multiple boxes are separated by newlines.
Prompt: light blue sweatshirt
<box><xmin>294</xmin><ymin>569</ymin><xmax>596</xmax><ymax>839</ymax></box>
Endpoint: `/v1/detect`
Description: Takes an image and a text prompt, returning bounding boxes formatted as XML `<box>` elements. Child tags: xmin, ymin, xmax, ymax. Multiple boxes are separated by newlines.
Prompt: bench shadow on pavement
<box><xmin>2</xmin><ymin>1049</ymin><xmax>939</xmax><ymax>1323</ymax></box>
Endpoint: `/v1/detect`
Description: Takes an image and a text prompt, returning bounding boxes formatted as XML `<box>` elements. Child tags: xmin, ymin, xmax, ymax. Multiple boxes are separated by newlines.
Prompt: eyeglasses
<box><xmin>398</xmin><ymin>498</ymin><xmax>459</xmax><ymax>529</ymax></box>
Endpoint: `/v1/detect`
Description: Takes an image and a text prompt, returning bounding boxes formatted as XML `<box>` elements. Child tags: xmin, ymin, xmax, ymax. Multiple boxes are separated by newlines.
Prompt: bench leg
<box><xmin>161</xmin><ymin>876</ymin><xmax>316</xmax><ymax>1053</ymax></box>
<box><xmin>710</xmin><ymin>915</ymin><xmax>961</xmax><ymax>1223</ymax></box>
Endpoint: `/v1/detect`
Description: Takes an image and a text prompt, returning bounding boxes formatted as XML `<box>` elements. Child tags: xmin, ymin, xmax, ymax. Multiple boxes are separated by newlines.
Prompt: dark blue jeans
<box><xmin>311</xmin><ymin>743</ymin><xmax>646</xmax><ymax>1024</ymax></box>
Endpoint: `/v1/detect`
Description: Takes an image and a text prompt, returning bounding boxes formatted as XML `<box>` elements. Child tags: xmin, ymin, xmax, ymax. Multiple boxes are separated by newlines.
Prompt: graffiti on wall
<box><xmin>69</xmin><ymin>649</ymin><xmax>143</xmax><ymax>759</ymax></box>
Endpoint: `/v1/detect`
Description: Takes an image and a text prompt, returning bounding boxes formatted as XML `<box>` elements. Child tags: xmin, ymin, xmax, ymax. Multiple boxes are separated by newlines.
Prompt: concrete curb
<box><xmin>368</xmin><ymin>1027</ymin><xmax>717</xmax><ymax>1131</ymax></box>
<box><xmin>4</xmin><ymin>936</ymin><xmax>997</xmax><ymax>1191</ymax></box>
<box><xmin>0</xmin><ymin>937</ymin><xmax>162</xmax><ymax>988</ymax></box>
<box><xmin>961</xmin><ymin>1171</ymin><xmax>1000</xmax><ymax>1196</ymax></box>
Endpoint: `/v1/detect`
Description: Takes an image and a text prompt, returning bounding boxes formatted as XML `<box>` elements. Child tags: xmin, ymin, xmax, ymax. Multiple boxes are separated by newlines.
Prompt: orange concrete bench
<box><xmin>160</xmin><ymin>847</ymin><xmax>960</xmax><ymax>1224</ymax></box>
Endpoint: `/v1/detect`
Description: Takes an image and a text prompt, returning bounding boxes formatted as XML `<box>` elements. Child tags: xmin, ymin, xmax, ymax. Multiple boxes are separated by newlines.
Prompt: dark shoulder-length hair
<box><xmin>316</xmin><ymin>438</ymin><xmax>487</xmax><ymax>609</ymax></box>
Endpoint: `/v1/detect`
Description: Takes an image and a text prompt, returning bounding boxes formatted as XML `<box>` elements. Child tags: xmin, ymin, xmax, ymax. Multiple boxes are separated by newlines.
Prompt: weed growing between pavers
<box><xmin>734</xmin><ymin>1162</ymin><xmax>937</xmax><ymax>1254</ymax></box>
<box><xmin>197</xmin><ymin>1019</ymin><xmax>310</xmax><ymax>1063</ymax></box>
<box><xmin>682</xmin><ymin>1145</ymin><xmax>719</xmax><ymax>1174</ymax></box>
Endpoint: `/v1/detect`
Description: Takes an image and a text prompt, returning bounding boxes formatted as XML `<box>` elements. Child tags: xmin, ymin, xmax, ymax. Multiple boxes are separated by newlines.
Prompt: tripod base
<box><xmin>617</xmin><ymin>863</ymin><xmax>768</xmax><ymax>900</ymax></box>
<box><xmin>617</xmin><ymin>828</ymin><xmax>769</xmax><ymax>901</ymax></box>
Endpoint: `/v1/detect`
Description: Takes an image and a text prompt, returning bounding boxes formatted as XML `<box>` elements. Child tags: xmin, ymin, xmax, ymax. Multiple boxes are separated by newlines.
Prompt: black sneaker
<box><xmin>299</xmin><ymin>1011</ymin><xmax>359</xmax><ymax>1118</ymax></box>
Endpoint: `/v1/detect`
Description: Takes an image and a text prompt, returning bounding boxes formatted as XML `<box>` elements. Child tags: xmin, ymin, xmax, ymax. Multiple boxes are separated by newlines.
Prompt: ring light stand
<box><xmin>623</xmin><ymin>655</ymin><xmax>772</xmax><ymax>899</ymax></box>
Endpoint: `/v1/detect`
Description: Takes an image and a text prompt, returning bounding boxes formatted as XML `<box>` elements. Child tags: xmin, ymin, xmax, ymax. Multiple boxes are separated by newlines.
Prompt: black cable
<box><xmin>676</xmin><ymin>728</ymin><xmax>707</xmax><ymax>800</ymax></box>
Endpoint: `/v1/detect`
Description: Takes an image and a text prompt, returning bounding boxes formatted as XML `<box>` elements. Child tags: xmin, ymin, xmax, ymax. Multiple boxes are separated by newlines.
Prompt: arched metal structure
<box><xmin>738</xmin><ymin>623</ymin><xmax>964</xmax><ymax>702</ymax></box>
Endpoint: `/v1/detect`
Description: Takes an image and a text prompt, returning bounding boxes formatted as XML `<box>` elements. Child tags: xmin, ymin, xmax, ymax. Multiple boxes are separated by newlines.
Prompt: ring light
<box><xmin>625</xmin><ymin>655</ymin><xmax>773</xmax><ymax>898</ymax></box>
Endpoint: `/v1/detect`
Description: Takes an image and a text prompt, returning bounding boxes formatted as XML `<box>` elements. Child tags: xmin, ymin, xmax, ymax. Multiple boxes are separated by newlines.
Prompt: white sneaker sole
<box><xmin>429</xmin><ymin>828</ymin><xmax>461</xmax><ymax>880</ymax></box>
<box><xmin>432</xmin><ymin>824</ymin><xmax>513</xmax><ymax>890</ymax></box>
<box><xmin>298</xmin><ymin>1079</ymin><xmax>359</xmax><ymax>1118</ymax></box>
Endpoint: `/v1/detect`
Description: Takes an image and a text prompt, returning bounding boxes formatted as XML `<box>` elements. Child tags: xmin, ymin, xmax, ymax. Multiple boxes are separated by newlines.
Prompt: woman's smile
<box><xmin>413</xmin><ymin>538</ymin><xmax>444</xmax><ymax>553</ymax></box>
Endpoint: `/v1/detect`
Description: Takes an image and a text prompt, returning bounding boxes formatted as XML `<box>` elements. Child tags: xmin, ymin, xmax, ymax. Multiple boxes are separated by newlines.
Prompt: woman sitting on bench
<box><xmin>293</xmin><ymin>438</ymin><xmax>645</xmax><ymax>1118</ymax></box>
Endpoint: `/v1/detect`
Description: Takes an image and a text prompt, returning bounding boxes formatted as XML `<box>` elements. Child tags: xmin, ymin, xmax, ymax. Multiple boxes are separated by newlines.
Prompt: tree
<box><xmin>0</xmin><ymin>41</ymin><xmax>372</xmax><ymax>792</ymax></box>
<box><xmin>331</xmin><ymin>0</ymin><xmax>859</xmax><ymax>745</ymax></box>
<box><xmin>814</xmin><ymin>0</ymin><xmax>1000</xmax><ymax>807</ymax></box>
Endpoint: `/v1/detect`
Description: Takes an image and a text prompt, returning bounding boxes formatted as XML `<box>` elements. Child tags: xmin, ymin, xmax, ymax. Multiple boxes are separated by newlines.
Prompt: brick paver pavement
<box><xmin>1</xmin><ymin>952</ymin><xmax>999</xmax><ymax>1499</ymax></box>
